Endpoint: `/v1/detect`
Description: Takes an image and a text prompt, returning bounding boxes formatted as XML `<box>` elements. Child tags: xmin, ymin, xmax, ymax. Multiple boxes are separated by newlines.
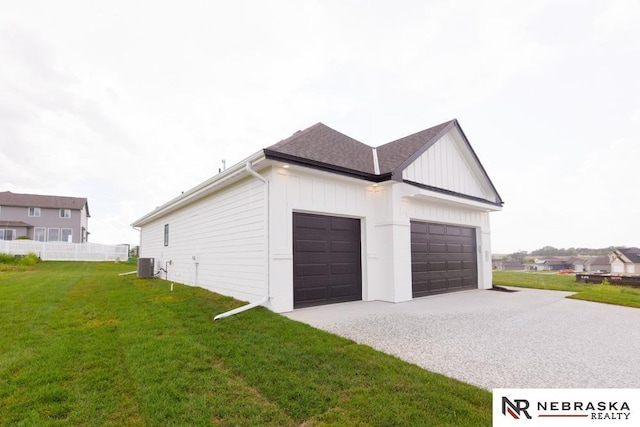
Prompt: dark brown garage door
<box><xmin>411</xmin><ymin>221</ymin><xmax>477</xmax><ymax>297</ymax></box>
<box><xmin>293</xmin><ymin>213</ymin><xmax>362</xmax><ymax>308</ymax></box>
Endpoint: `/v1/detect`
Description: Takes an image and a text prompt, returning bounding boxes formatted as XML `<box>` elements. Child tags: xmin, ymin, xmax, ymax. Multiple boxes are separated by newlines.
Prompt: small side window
<box><xmin>59</xmin><ymin>209</ymin><xmax>71</xmax><ymax>218</ymax></box>
<box><xmin>164</xmin><ymin>224</ymin><xmax>169</xmax><ymax>247</ymax></box>
<box><xmin>28</xmin><ymin>207</ymin><xmax>41</xmax><ymax>217</ymax></box>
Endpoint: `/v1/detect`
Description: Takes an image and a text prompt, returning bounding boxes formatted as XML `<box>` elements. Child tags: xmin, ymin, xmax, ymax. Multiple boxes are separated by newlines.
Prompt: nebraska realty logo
<box><xmin>493</xmin><ymin>389</ymin><xmax>640</xmax><ymax>426</ymax></box>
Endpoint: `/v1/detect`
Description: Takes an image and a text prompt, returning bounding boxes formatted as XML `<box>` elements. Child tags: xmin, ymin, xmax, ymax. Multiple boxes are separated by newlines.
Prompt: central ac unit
<box><xmin>137</xmin><ymin>258</ymin><xmax>155</xmax><ymax>278</ymax></box>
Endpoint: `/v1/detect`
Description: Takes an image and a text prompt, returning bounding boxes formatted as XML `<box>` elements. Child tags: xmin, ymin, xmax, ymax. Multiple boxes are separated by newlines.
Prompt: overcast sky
<box><xmin>1</xmin><ymin>0</ymin><xmax>638</xmax><ymax>254</ymax></box>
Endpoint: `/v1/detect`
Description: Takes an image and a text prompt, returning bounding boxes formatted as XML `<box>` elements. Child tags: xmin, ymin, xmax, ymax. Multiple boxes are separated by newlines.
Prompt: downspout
<box><xmin>214</xmin><ymin>161</ymin><xmax>270</xmax><ymax>320</ymax></box>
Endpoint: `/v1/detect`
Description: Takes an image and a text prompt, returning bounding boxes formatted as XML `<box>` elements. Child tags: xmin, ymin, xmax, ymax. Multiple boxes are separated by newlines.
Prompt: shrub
<box><xmin>18</xmin><ymin>252</ymin><xmax>40</xmax><ymax>266</ymax></box>
<box><xmin>0</xmin><ymin>252</ymin><xmax>40</xmax><ymax>266</ymax></box>
<box><xmin>0</xmin><ymin>253</ymin><xmax>15</xmax><ymax>264</ymax></box>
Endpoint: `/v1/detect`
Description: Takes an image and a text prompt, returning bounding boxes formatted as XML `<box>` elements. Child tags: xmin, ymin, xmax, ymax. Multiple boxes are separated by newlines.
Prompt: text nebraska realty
<box><xmin>503</xmin><ymin>397</ymin><xmax>631</xmax><ymax>420</ymax></box>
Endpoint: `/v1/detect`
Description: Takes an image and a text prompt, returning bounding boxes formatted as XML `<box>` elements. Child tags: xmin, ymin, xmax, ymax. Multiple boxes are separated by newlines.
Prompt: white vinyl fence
<box><xmin>0</xmin><ymin>240</ymin><xmax>129</xmax><ymax>262</ymax></box>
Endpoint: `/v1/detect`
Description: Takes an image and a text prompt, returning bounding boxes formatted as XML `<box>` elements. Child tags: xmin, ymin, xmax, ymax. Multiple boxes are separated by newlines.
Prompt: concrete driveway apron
<box><xmin>283</xmin><ymin>287</ymin><xmax>640</xmax><ymax>390</ymax></box>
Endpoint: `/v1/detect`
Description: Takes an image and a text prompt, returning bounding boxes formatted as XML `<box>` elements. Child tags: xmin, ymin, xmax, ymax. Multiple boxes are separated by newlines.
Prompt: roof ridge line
<box><xmin>372</xmin><ymin>147</ymin><xmax>380</xmax><ymax>175</ymax></box>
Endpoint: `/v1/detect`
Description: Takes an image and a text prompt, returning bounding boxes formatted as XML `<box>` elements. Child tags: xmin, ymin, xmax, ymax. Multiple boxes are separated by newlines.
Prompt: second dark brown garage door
<box><xmin>411</xmin><ymin>221</ymin><xmax>477</xmax><ymax>297</ymax></box>
<box><xmin>293</xmin><ymin>213</ymin><xmax>362</xmax><ymax>308</ymax></box>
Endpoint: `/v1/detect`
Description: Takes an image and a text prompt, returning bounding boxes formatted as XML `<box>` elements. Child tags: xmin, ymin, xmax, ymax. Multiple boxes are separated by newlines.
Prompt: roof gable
<box><xmin>0</xmin><ymin>191</ymin><xmax>89</xmax><ymax>215</ymax></box>
<box><xmin>399</xmin><ymin>124</ymin><xmax>502</xmax><ymax>205</ymax></box>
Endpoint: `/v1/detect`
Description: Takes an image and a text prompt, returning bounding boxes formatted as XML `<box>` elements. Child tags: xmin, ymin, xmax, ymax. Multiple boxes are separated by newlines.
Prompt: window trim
<box><xmin>48</xmin><ymin>228</ymin><xmax>60</xmax><ymax>242</ymax></box>
<box><xmin>28</xmin><ymin>207</ymin><xmax>41</xmax><ymax>217</ymax></box>
<box><xmin>0</xmin><ymin>229</ymin><xmax>16</xmax><ymax>241</ymax></box>
<box><xmin>59</xmin><ymin>209</ymin><xmax>71</xmax><ymax>218</ymax></box>
<box><xmin>34</xmin><ymin>227</ymin><xmax>46</xmax><ymax>242</ymax></box>
<box><xmin>61</xmin><ymin>228</ymin><xmax>73</xmax><ymax>242</ymax></box>
<box><xmin>164</xmin><ymin>224</ymin><xmax>169</xmax><ymax>247</ymax></box>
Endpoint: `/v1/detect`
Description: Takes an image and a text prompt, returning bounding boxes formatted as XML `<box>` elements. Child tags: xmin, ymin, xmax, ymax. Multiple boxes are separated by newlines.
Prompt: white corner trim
<box><xmin>372</xmin><ymin>147</ymin><xmax>380</xmax><ymax>175</ymax></box>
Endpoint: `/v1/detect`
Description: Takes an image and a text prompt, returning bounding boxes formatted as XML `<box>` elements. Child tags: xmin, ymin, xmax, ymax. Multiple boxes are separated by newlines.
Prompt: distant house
<box><xmin>567</xmin><ymin>257</ymin><xmax>588</xmax><ymax>272</ymax></box>
<box><xmin>585</xmin><ymin>255</ymin><xmax>610</xmax><ymax>273</ymax></box>
<box><xmin>609</xmin><ymin>248</ymin><xmax>640</xmax><ymax>274</ymax></box>
<box><xmin>531</xmin><ymin>257</ymin><xmax>571</xmax><ymax>271</ymax></box>
<box><xmin>495</xmin><ymin>259</ymin><xmax>525</xmax><ymax>271</ymax></box>
<box><xmin>0</xmin><ymin>191</ymin><xmax>90</xmax><ymax>243</ymax></box>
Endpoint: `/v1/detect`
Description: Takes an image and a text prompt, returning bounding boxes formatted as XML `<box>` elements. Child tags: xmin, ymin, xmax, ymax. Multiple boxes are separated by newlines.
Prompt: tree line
<box><xmin>507</xmin><ymin>246</ymin><xmax>613</xmax><ymax>260</ymax></box>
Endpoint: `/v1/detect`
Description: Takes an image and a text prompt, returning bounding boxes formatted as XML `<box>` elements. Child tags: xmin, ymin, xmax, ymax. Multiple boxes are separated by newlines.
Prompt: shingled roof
<box><xmin>376</xmin><ymin>120</ymin><xmax>453</xmax><ymax>175</ymax></box>
<box><xmin>0</xmin><ymin>191</ymin><xmax>90</xmax><ymax>216</ymax></box>
<box><xmin>617</xmin><ymin>247</ymin><xmax>640</xmax><ymax>264</ymax></box>
<box><xmin>264</xmin><ymin>123</ymin><xmax>377</xmax><ymax>177</ymax></box>
<box><xmin>264</xmin><ymin>119</ymin><xmax>503</xmax><ymax>206</ymax></box>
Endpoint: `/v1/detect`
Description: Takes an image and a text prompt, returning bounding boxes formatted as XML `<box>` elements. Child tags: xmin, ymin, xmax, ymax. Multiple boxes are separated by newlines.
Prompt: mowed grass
<box><xmin>1</xmin><ymin>262</ymin><xmax>491</xmax><ymax>426</ymax></box>
<box><xmin>493</xmin><ymin>270</ymin><xmax>640</xmax><ymax>308</ymax></box>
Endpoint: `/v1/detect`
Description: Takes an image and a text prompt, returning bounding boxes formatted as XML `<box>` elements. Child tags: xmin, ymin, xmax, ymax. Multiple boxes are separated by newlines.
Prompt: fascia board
<box><xmin>400</xmin><ymin>181</ymin><xmax>503</xmax><ymax>212</ymax></box>
<box><xmin>264</xmin><ymin>149</ymin><xmax>390</xmax><ymax>183</ymax></box>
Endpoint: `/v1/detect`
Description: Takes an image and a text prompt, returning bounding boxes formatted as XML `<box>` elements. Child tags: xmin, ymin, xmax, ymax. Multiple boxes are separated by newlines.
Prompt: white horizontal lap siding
<box><xmin>140</xmin><ymin>176</ymin><xmax>266</xmax><ymax>303</ymax></box>
<box><xmin>402</xmin><ymin>132</ymin><xmax>491</xmax><ymax>201</ymax></box>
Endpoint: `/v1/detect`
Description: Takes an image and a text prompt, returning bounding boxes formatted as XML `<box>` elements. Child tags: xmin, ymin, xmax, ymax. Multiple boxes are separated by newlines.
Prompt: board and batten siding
<box><xmin>139</xmin><ymin>176</ymin><xmax>267</xmax><ymax>304</ymax></box>
<box><xmin>402</xmin><ymin>130</ymin><xmax>495</xmax><ymax>202</ymax></box>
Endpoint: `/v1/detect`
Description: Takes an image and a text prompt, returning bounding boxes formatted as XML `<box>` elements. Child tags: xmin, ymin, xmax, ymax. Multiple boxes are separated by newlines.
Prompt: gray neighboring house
<box><xmin>0</xmin><ymin>191</ymin><xmax>90</xmax><ymax>243</ymax></box>
<box><xmin>494</xmin><ymin>259</ymin><xmax>525</xmax><ymax>270</ymax></box>
<box><xmin>585</xmin><ymin>255</ymin><xmax>610</xmax><ymax>272</ymax></box>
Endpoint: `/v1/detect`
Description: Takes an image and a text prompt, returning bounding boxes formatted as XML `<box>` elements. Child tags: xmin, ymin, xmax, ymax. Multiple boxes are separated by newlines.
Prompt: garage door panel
<box><xmin>295</xmin><ymin>215</ymin><xmax>328</xmax><ymax>229</ymax></box>
<box><xmin>294</xmin><ymin>287</ymin><xmax>327</xmax><ymax>303</ymax></box>
<box><xmin>446</xmin><ymin>226</ymin><xmax>461</xmax><ymax>236</ymax></box>
<box><xmin>427</xmin><ymin>279</ymin><xmax>448</xmax><ymax>290</ymax></box>
<box><xmin>411</xmin><ymin>262</ymin><xmax>429</xmax><ymax>273</ymax></box>
<box><xmin>296</xmin><ymin>240</ymin><xmax>328</xmax><ymax>252</ymax></box>
<box><xmin>411</xmin><ymin>243</ymin><xmax>428</xmax><ymax>254</ymax></box>
<box><xmin>428</xmin><ymin>224</ymin><xmax>446</xmax><ymax>235</ymax></box>
<box><xmin>331</xmin><ymin>240</ymin><xmax>360</xmax><ymax>253</ymax></box>
<box><xmin>446</xmin><ymin>243</ymin><xmax>462</xmax><ymax>253</ymax></box>
<box><xmin>460</xmin><ymin>228</ymin><xmax>473</xmax><ymax>237</ymax></box>
<box><xmin>411</xmin><ymin>221</ymin><xmax>477</xmax><ymax>297</ymax></box>
<box><xmin>447</xmin><ymin>260</ymin><xmax>462</xmax><ymax>270</ymax></box>
<box><xmin>411</xmin><ymin>232</ymin><xmax>429</xmax><ymax>243</ymax></box>
<box><xmin>295</xmin><ymin>263</ymin><xmax>329</xmax><ymax>276</ymax></box>
<box><xmin>330</xmin><ymin>217</ymin><xmax>358</xmax><ymax>230</ymax></box>
<box><xmin>428</xmin><ymin>261</ymin><xmax>447</xmax><ymax>271</ymax></box>
<box><xmin>331</xmin><ymin>262</ymin><xmax>359</xmax><ymax>274</ymax></box>
<box><xmin>411</xmin><ymin>222</ymin><xmax>428</xmax><ymax>233</ymax></box>
<box><xmin>428</xmin><ymin>242</ymin><xmax>446</xmax><ymax>253</ymax></box>
<box><xmin>293</xmin><ymin>213</ymin><xmax>362</xmax><ymax>308</ymax></box>
<box><xmin>330</xmin><ymin>273</ymin><xmax>360</xmax><ymax>286</ymax></box>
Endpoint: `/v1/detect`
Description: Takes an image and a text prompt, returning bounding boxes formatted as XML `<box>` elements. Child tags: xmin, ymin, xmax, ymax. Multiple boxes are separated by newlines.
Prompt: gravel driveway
<box><xmin>283</xmin><ymin>287</ymin><xmax>640</xmax><ymax>390</ymax></box>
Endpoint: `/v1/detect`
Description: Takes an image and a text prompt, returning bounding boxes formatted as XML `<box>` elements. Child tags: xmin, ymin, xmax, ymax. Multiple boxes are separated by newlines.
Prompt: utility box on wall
<box><xmin>137</xmin><ymin>257</ymin><xmax>155</xmax><ymax>278</ymax></box>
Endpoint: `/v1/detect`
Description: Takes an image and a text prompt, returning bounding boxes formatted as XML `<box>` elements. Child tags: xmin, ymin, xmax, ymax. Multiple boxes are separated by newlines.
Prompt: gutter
<box><xmin>214</xmin><ymin>161</ymin><xmax>270</xmax><ymax>320</ymax></box>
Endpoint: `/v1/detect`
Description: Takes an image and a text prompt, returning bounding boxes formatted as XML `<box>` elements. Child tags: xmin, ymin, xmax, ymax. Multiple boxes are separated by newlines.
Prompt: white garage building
<box><xmin>132</xmin><ymin>119</ymin><xmax>503</xmax><ymax>313</ymax></box>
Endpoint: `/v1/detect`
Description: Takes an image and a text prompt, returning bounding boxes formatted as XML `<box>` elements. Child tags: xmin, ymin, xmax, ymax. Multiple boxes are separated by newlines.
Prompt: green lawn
<box><xmin>1</xmin><ymin>262</ymin><xmax>491</xmax><ymax>426</ymax></box>
<box><xmin>493</xmin><ymin>270</ymin><xmax>640</xmax><ymax>308</ymax></box>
